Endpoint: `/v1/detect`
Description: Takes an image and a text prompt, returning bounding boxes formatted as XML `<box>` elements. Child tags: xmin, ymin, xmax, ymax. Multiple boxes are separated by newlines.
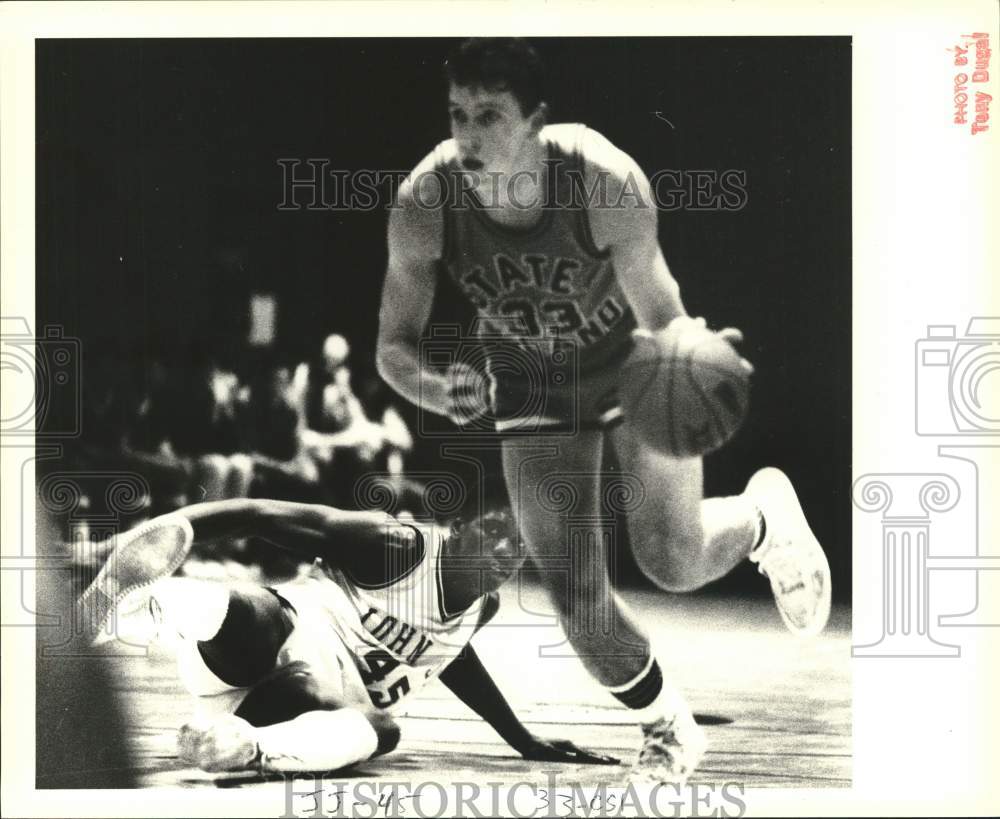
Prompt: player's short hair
<box><xmin>444</xmin><ymin>38</ymin><xmax>545</xmax><ymax>117</ymax></box>
<box><xmin>452</xmin><ymin>506</ymin><xmax>522</xmax><ymax>555</ymax></box>
<box><xmin>473</xmin><ymin>506</ymin><xmax>517</xmax><ymax>540</ymax></box>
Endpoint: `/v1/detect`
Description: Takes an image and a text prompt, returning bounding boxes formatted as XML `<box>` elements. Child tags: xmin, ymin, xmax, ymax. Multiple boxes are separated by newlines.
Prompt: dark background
<box><xmin>36</xmin><ymin>37</ymin><xmax>851</xmax><ymax>599</ymax></box>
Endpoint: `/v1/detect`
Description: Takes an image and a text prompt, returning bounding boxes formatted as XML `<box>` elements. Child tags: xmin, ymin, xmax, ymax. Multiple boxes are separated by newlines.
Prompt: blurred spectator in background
<box><xmin>354</xmin><ymin>373</ymin><xmax>429</xmax><ymax>518</ymax></box>
<box><xmin>242</xmin><ymin>362</ymin><xmax>321</xmax><ymax>502</ymax></box>
<box><xmin>67</xmin><ymin>354</ymin><xmax>188</xmax><ymax>528</ymax></box>
<box><xmin>296</xmin><ymin>332</ymin><xmax>424</xmax><ymax>517</ymax></box>
<box><xmin>301</xmin><ymin>334</ymin><xmax>387</xmax><ymax>507</ymax></box>
<box><xmin>61</xmin><ymin>328</ymin><xmax>427</xmax><ymax>576</ymax></box>
<box><xmin>123</xmin><ymin>358</ymin><xmax>194</xmax><ymax>512</ymax></box>
<box><xmin>356</xmin><ymin>373</ymin><xmax>415</xmax><ymax>476</ymax></box>
<box><xmin>167</xmin><ymin>357</ymin><xmax>255</xmax><ymax>505</ymax></box>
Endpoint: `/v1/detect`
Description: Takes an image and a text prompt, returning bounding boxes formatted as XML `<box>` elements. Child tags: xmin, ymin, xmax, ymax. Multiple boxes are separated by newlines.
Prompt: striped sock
<box><xmin>606</xmin><ymin>655</ymin><xmax>663</xmax><ymax>710</ymax></box>
<box><xmin>605</xmin><ymin>656</ymin><xmax>694</xmax><ymax>726</ymax></box>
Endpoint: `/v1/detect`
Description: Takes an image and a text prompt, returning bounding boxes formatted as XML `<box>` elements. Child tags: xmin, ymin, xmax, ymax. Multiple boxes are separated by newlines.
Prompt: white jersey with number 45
<box><xmin>275</xmin><ymin>523</ymin><xmax>497</xmax><ymax>710</ymax></box>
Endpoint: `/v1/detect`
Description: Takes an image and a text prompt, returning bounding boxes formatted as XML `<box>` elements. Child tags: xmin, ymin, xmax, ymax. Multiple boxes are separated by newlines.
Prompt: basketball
<box><xmin>619</xmin><ymin>318</ymin><xmax>751</xmax><ymax>457</ymax></box>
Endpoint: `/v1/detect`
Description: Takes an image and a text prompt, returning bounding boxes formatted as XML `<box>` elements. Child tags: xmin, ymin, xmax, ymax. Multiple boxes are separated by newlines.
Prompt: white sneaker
<box><xmin>77</xmin><ymin>514</ymin><xmax>194</xmax><ymax>646</ymax></box>
<box><xmin>628</xmin><ymin>711</ymin><xmax>707</xmax><ymax>786</ymax></box>
<box><xmin>746</xmin><ymin>468</ymin><xmax>832</xmax><ymax>636</ymax></box>
<box><xmin>177</xmin><ymin>715</ymin><xmax>261</xmax><ymax>773</ymax></box>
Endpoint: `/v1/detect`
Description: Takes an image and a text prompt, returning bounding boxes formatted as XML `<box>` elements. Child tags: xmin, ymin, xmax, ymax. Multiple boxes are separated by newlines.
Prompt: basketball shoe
<box><xmin>77</xmin><ymin>514</ymin><xmax>194</xmax><ymax>646</ymax></box>
<box><xmin>628</xmin><ymin>709</ymin><xmax>707</xmax><ymax>786</ymax></box>
<box><xmin>746</xmin><ymin>468</ymin><xmax>832</xmax><ymax>636</ymax></box>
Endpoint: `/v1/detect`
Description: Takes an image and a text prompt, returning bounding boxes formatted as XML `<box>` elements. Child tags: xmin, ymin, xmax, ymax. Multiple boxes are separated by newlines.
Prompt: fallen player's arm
<box><xmin>177</xmin><ymin>499</ymin><xmax>420</xmax><ymax>570</ymax></box>
<box><xmin>438</xmin><ymin>637</ymin><xmax>620</xmax><ymax>766</ymax></box>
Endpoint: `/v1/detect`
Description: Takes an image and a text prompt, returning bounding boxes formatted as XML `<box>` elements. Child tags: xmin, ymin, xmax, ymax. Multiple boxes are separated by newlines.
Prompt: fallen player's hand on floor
<box><xmin>178</xmin><ymin>715</ymin><xmax>260</xmax><ymax>772</ymax></box>
<box><xmin>517</xmin><ymin>737</ymin><xmax>620</xmax><ymax>765</ymax></box>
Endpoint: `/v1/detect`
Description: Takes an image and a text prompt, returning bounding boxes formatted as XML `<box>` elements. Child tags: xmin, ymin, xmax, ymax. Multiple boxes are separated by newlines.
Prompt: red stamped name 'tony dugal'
<box><xmin>952</xmin><ymin>32</ymin><xmax>992</xmax><ymax>134</ymax></box>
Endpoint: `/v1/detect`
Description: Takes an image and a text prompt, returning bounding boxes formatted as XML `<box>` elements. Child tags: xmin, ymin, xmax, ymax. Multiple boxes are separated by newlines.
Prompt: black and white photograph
<box><xmin>31</xmin><ymin>32</ymin><xmax>851</xmax><ymax>797</ymax></box>
<box><xmin>2</xmin><ymin>3</ymin><xmax>997</xmax><ymax>818</ymax></box>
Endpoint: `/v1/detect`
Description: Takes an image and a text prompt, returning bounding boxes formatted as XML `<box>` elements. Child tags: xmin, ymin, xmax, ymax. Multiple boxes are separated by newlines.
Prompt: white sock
<box><xmin>635</xmin><ymin>683</ymin><xmax>697</xmax><ymax>729</ymax></box>
<box><xmin>255</xmin><ymin>709</ymin><xmax>379</xmax><ymax>772</ymax></box>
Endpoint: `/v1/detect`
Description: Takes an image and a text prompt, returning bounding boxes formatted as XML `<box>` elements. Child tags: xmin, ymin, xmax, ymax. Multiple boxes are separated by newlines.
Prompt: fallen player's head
<box><xmin>444</xmin><ymin>506</ymin><xmax>525</xmax><ymax>592</ymax></box>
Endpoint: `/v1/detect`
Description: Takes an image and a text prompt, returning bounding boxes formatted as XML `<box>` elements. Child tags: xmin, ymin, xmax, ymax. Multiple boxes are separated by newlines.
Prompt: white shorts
<box><xmin>183</xmin><ymin>578</ymin><xmax>370</xmax><ymax>719</ymax></box>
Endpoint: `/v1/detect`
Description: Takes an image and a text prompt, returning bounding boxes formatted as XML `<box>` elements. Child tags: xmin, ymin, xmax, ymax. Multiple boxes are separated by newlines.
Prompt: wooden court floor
<box><xmin>103</xmin><ymin>584</ymin><xmax>851</xmax><ymax>791</ymax></box>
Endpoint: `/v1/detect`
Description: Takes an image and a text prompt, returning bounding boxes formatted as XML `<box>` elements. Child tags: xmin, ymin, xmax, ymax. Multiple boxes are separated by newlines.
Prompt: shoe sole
<box><xmin>748</xmin><ymin>468</ymin><xmax>832</xmax><ymax>637</ymax></box>
<box><xmin>76</xmin><ymin>514</ymin><xmax>194</xmax><ymax>645</ymax></box>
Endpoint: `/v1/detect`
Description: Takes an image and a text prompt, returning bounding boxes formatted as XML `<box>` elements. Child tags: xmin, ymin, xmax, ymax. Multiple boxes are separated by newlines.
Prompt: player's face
<box><xmin>448</xmin><ymin>84</ymin><xmax>541</xmax><ymax>177</ymax></box>
<box><xmin>449</xmin><ymin>511</ymin><xmax>524</xmax><ymax>591</ymax></box>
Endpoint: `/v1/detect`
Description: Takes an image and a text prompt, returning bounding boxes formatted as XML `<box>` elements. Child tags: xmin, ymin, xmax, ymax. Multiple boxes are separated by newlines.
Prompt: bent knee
<box><xmin>236</xmin><ymin>661</ymin><xmax>343</xmax><ymax>726</ymax></box>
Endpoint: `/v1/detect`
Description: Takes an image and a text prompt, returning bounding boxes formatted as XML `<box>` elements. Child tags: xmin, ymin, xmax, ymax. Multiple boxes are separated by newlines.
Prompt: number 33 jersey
<box><xmin>436</xmin><ymin>123</ymin><xmax>637</xmax><ymax>374</ymax></box>
<box><xmin>275</xmin><ymin>523</ymin><xmax>496</xmax><ymax>711</ymax></box>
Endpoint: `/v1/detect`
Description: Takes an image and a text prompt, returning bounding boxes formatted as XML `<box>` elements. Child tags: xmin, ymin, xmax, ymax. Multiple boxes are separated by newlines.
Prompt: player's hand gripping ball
<box><xmin>619</xmin><ymin>316</ymin><xmax>753</xmax><ymax>457</ymax></box>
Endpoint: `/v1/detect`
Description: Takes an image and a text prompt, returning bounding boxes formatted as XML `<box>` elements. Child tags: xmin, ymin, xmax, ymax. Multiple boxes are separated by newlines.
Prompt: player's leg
<box><xmin>609</xmin><ymin>422</ymin><xmax>758</xmax><ymax>592</ymax></box>
<box><xmin>81</xmin><ymin>519</ymin><xmax>296</xmax><ymax>693</ymax></box>
<box><xmin>179</xmin><ymin>612</ymin><xmax>398</xmax><ymax>773</ymax></box>
<box><xmin>77</xmin><ymin>515</ymin><xmax>396</xmax><ymax>773</ymax></box>
<box><xmin>178</xmin><ymin>662</ymin><xmax>398</xmax><ymax>773</ymax></box>
<box><xmin>184</xmin><ymin>583</ymin><xmax>296</xmax><ymax>688</ymax></box>
<box><xmin>502</xmin><ymin>432</ymin><xmax>644</xmax><ymax>684</ymax></box>
<box><xmin>611</xmin><ymin>423</ymin><xmax>832</xmax><ymax>634</ymax></box>
<box><xmin>501</xmin><ymin>433</ymin><xmax>705</xmax><ymax>783</ymax></box>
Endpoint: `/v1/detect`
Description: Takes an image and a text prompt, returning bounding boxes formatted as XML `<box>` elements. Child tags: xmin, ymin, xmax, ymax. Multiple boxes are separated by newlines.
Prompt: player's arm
<box><xmin>437</xmin><ymin>628</ymin><xmax>619</xmax><ymax>765</ymax></box>
<box><xmin>376</xmin><ymin>166</ymin><xmax>452</xmax><ymax>417</ymax></box>
<box><xmin>176</xmin><ymin>499</ymin><xmax>420</xmax><ymax>570</ymax></box>
<box><xmin>585</xmin><ymin>129</ymin><xmax>688</xmax><ymax>333</ymax></box>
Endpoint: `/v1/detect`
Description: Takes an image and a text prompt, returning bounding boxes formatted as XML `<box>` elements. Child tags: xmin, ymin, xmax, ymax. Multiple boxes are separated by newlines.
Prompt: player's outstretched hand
<box><xmin>517</xmin><ymin>737</ymin><xmax>620</xmax><ymax>765</ymax></box>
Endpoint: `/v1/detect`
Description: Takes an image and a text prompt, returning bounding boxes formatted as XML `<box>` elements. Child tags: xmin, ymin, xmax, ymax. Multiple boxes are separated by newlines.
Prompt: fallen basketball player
<box><xmin>77</xmin><ymin>501</ymin><xmax>619</xmax><ymax>774</ymax></box>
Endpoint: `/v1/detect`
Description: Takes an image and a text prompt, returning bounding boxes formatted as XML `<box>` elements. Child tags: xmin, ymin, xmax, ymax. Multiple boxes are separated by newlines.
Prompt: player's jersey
<box><xmin>435</xmin><ymin>123</ymin><xmax>637</xmax><ymax>374</ymax></box>
<box><xmin>276</xmin><ymin>524</ymin><xmax>495</xmax><ymax>711</ymax></box>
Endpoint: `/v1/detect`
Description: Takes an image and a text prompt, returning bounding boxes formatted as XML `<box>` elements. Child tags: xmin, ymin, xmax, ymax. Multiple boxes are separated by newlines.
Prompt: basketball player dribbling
<box><xmin>376</xmin><ymin>38</ymin><xmax>832</xmax><ymax>783</ymax></box>
<box><xmin>77</xmin><ymin>503</ymin><xmax>618</xmax><ymax>774</ymax></box>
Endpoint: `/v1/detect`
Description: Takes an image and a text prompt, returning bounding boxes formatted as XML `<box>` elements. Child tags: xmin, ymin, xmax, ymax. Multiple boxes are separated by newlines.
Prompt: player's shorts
<box><xmin>486</xmin><ymin>339</ymin><xmax>632</xmax><ymax>434</ymax></box>
<box><xmin>184</xmin><ymin>582</ymin><xmax>370</xmax><ymax>718</ymax></box>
